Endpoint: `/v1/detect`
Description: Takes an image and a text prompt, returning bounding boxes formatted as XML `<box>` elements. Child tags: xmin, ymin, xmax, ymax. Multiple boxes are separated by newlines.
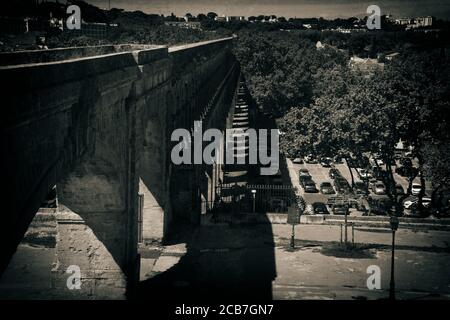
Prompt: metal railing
<box><xmin>204</xmin><ymin>183</ymin><xmax>299</xmax><ymax>214</ymax></box>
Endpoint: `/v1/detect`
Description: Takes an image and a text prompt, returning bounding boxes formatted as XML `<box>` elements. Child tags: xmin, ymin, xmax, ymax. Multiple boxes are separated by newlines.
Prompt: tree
<box><xmin>207</xmin><ymin>12</ymin><xmax>218</xmax><ymax>20</ymax></box>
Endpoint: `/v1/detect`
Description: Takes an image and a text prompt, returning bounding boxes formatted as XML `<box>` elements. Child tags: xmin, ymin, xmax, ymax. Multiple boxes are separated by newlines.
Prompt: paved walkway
<box><xmin>2</xmin><ymin>218</ymin><xmax>450</xmax><ymax>300</ymax></box>
<box><xmin>137</xmin><ymin>222</ymin><xmax>450</xmax><ymax>300</ymax></box>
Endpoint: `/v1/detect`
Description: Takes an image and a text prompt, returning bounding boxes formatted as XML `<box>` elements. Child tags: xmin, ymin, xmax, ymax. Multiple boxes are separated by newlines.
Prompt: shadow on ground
<box><xmin>134</xmin><ymin>215</ymin><xmax>276</xmax><ymax>301</ymax></box>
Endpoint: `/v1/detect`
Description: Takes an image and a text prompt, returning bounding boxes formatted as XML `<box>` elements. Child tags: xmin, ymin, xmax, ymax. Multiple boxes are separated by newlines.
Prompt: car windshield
<box><xmin>322</xmin><ymin>183</ymin><xmax>331</xmax><ymax>187</ymax></box>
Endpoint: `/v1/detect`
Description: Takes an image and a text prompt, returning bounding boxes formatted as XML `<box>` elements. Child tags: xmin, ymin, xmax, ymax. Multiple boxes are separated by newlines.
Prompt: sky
<box><xmin>85</xmin><ymin>0</ymin><xmax>450</xmax><ymax>19</ymax></box>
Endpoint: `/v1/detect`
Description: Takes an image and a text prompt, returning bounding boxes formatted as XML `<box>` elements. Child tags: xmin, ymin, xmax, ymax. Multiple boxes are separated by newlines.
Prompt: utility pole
<box><xmin>389</xmin><ymin>215</ymin><xmax>399</xmax><ymax>300</ymax></box>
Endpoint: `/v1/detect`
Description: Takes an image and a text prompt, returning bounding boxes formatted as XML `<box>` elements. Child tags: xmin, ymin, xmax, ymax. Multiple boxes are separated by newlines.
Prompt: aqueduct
<box><xmin>0</xmin><ymin>37</ymin><xmax>241</xmax><ymax>298</ymax></box>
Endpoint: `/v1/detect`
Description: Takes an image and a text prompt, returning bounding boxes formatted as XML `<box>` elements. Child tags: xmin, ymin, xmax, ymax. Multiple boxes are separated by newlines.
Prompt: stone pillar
<box><xmin>52</xmin><ymin>164</ymin><xmax>134</xmax><ymax>299</ymax></box>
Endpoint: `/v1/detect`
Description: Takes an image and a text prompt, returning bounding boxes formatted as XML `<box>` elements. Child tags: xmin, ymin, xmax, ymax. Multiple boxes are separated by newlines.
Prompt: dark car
<box><xmin>354</xmin><ymin>181</ymin><xmax>367</xmax><ymax>196</ymax></box>
<box><xmin>368</xmin><ymin>197</ymin><xmax>393</xmax><ymax>216</ymax></box>
<box><xmin>329</xmin><ymin>168</ymin><xmax>341</xmax><ymax>179</ymax></box>
<box><xmin>298</xmin><ymin>168</ymin><xmax>310</xmax><ymax>177</ymax></box>
<box><xmin>304</xmin><ymin>180</ymin><xmax>318</xmax><ymax>193</ymax></box>
<box><xmin>320</xmin><ymin>157</ymin><xmax>332</xmax><ymax>167</ymax></box>
<box><xmin>304</xmin><ymin>154</ymin><xmax>318</xmax><ymax>164</ymax></box>
<box><xmin>333</xmin><ymin>155</ymin><xmax>344</xmax><ymax>164</ymax></box>
<box><xmin>393</xmin><ymin>184</ymin><xmax>405</xmax><ymax>196</ymax></box>
<box><xmin>320</xmin><ymin>182</ymin><xmax>335</xmax><ymax>195</ymax></box>
<box><xmin>312</xmin><ymin>202</ymin><xmax>329</xmax><ymax>214</ymax></box>
<box><xmin>332</xmin><ymin>204</ymin><xmax>349</xmax><ymax>215</ymax></box>
<box><xmin>334</xmin><ymin>177</ymin><xmax>350</xmax><ymax>194</ymax></box>
<box><xmin>299</xmin><ymin>175</ymin><xmax>313</xmax><ymax>188</ymax></box>
<box><xmin>395</xmin><ymin>158</ymin><xmax>416</xmax><ymax>177</ymax></box>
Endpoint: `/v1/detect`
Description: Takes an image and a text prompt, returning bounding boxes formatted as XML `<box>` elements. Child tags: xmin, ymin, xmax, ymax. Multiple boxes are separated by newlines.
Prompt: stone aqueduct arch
<box><xmin>0</xmin><ymin>37</ymin><xmax>240</xmax><ymax>298</ymax></box>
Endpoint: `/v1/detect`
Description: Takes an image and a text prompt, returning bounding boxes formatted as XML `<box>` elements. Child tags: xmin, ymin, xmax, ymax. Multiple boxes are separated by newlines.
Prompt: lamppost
<box><xmin>251</xmin><ymin>189</ymin><xmax>256</xmax><ymax>213</ymax></box>
<box><xmin>389</xmin><ymin>215</ymin><xmax>399</xmax><ymax>300</ymax></box>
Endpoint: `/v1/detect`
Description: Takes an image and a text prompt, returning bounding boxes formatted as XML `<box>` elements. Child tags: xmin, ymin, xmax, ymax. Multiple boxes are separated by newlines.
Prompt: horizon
<box><xmin>83</xmin><ymin>0</ymin><xmax>450</xmax><ymax>20</ymax></box>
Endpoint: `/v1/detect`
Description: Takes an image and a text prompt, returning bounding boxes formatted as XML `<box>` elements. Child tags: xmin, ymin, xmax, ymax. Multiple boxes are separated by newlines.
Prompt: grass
<box><xmin>320</xmin><ymin>242</ymin><xmax>376</xmax><ymax>259</ymax></box>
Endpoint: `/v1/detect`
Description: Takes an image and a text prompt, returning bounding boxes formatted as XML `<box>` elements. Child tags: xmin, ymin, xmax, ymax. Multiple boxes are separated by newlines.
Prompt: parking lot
<box><xmin>287</xmin><ymin>158</ymin><xmax>434</xmax><ymax>217</ymax></box>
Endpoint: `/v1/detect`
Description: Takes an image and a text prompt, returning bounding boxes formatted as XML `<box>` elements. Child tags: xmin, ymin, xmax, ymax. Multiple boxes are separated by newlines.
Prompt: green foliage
<box><xmin>233</xmin><ymin>30</ymin><xmax>348</xmax><ymax>117</ymax></box>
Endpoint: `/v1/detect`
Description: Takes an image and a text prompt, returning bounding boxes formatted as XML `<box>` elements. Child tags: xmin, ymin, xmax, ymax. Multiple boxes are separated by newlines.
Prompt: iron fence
<box><xmin>204</xmin><ymin>183</ymin><xmax>300</xmax><ymax>214</ymax></box>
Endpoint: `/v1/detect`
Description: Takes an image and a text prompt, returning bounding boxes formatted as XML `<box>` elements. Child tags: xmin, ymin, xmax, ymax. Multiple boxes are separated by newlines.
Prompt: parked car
<box><xmin>312</xmin><ymin>202</ymin><xmax>329</xmax><ymax>214</ymax></box>
<box><xmin>332</xmin><ymin>204</ymin><xmax>349</xmax><ymax>215</ymax></box>
<box><xmin>329</xmin><ymin>168</ymin><xmax>341</xmax><ymax>179</ymax></box>
<box><xmin>403</xmin><ymin>195</ymin><xmax>430</xmax><ymax>208</ymax></box>
<box><xmin>356</xmin><ymin>168</ymin><xmax>371</xmax><ymax>179</ymax></box>
<box><xmin>395</xmin><ymin>157</ymin><xmax>414</xmax><ymax>177</ymax></box>
<box><xmin>403</xmin><ymin>196</ymin><xmax>417</xmax><ymax>210</ymax></box>
<box><xmin>411</xmin><ymin>183</ymin><xmax>423</xmax><ymax>196</ymax></box>
<box><xmin>376</xmin><ymin>158</ymin><xmax>384</xmax><ymax>166</ymax></box>
<box><xmin>334</xmin><ymin>177</ymin><xmax>350</xmax><ymax>194</ymax></box>
<box><xmin>393</xmin><ymin>184</ymin><xmax>405</xmax><ymax>196</ymax></box>
<box><xmin>304</xmin><ymin>180</ymin><xmax>318</xmax><ymax>193</ymax></box>
<box><xmin>293</xmin><ymin>157</ymin><xmax>303</xmax><ymax>164</ymax></box>
<box><xmin>320</xmin><ymin>157</ymin><xmax>332</xmax><ymax>167</ymax></box>
<box><xmin>368</xmin><ymin>201</ymin><xmax>388</xmax><ymax>215</ymax></box>
<box><xmin>298</xmin><ymin>168</ymin><xmax>310</xmax><ymax>177</ymax></box>
<box><xmin>333</xmin><ymin>155</ymin><xmax>344</xmax><ymax>164</ymax></box>
<box><xmin>354</xmin><ymin>181</ymin><xmax>367</xmax><ymax>195</ymax></box>
<box><xmin>373</xmin><ymin>182</ymin><xmax>387</xmax><ymax>195</ymax></box>
<box><xmin>299</xmin><ymin>175</ymin><xmax>313</xmax><ymax>188</ymax></box>
<box><xmin>304</xmin><ymin>154</ymin><xmax>318</xmax><ymax>164</ymax></box>
<box><xmin>320</xmin><ymin>182</ymin><xmax>335</xmax><ymax>195</ymax></box>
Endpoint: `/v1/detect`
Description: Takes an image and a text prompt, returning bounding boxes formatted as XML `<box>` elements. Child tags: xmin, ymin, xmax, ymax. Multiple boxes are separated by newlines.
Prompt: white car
<box><xmin>403</xmin><ymin>199</ymin><xmax>415</xmax><ymax>210</ymax></box>
<box><xmin>356</xmin><ymin>168</ymin><xmax>372</xmax><ymax>179</ymax></box>
<box><xmin>404</xmin><ymin>196</ymin><xmax>431</xmax><ymax>210</ymax></box>
<box><xmin>411</xmin><ymin>183</ymin><xmax>422</xmax><ymax>196</ymax></box>
<box><xmin>373</xmin><ymin>182</ymin><xmax>387</xmax><ymax>195</ymax></box>
<box><xmin>422</xmin><ymin>196</ymin><xmax>432</xmax><ymax>208</ymax></box>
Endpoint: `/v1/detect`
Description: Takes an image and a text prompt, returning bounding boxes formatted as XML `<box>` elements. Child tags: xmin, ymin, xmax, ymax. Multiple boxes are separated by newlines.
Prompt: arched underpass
<box><xmin>0</xmin><ymin>38</ymin><xmax>274</xmax><ymax>299</ymax></box>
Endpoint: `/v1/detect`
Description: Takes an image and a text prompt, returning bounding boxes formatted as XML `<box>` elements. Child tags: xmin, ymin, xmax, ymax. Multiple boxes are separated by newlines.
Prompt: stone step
<box><xmin>233</xmin><ymin>122</ymin><xmax>249</xmax><ymax>128</ymax></box>
<box><xmin>233</xmin><ymin>115</ymin><xmax>249</xmax><ymax>120</ymax></box>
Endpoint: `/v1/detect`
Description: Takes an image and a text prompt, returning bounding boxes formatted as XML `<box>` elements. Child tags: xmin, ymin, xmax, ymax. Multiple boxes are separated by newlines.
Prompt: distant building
<box><xmin>413</xmin><ymin>16</ymin><xmax>433</xmax><ymax>27</ymax></box>
<box><xmin>226</xmin><ymin>16</ymin><xmax>245</xmax><ymax>22</ymax></box>
<box><xmin>215</xmin><ymin>15</ymin><xmax>245</xmax><ymax>22</ymax></box>
<box><xmin>165</xmin><ymin>21</ymin><xmax>201</xmax><ymax>29</ymax></box>
<box><xmin>394</xmin><ymin>18</ymin><xmax>413</xmax><ymax>25</ymax></box>
<box><xmin>394</xmin><ymin>16</ymin><xmax>433</xmax><ymax>29</ymax></box>
<box><xmin>66</xmin><ymin>22</ymin><xmax>118</xmax><ymax>38</ymax></box>
<box><xmin>0</xmin><ymin>17</ymin><xmax>29</xmax><ymax>34</ymax></box>
<box><xmin>349</xmin><ymin>56</ymin><xmax>384</xmax><ymax>73</ymax></box>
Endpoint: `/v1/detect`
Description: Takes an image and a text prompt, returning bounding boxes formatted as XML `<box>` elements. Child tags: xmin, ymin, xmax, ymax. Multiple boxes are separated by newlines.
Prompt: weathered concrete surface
<box><xmin>0</xmin><ymin>37</ymin><xmax>239</xmax><ymax>298</ymax></box>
